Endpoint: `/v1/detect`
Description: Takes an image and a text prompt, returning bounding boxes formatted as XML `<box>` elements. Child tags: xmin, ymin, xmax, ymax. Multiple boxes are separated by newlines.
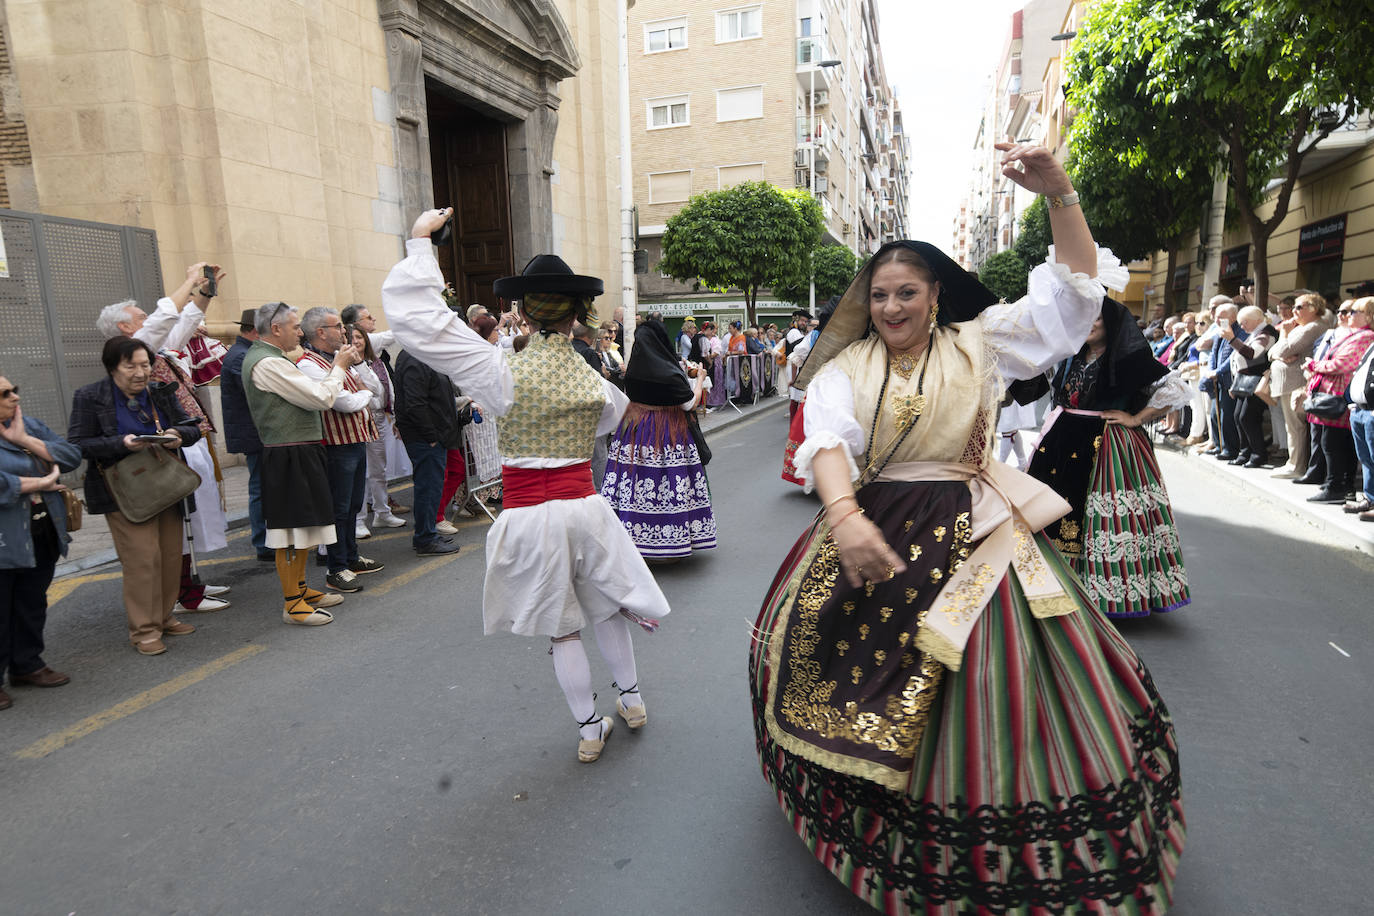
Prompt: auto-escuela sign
<box><xmin>1298</xmin><ymin>214</ymin><xmax>1347</xmax><ymax>263</ymax></box>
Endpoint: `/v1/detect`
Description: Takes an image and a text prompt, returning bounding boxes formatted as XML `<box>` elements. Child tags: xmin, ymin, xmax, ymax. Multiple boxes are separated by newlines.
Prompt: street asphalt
<box><xmin>2</xmin><ymin>409</ymin><xmax>1371</xmax><ymax>915</ymax></box>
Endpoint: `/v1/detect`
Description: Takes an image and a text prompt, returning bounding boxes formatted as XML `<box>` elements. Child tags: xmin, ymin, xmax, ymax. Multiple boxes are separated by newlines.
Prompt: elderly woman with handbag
<box><xmin>1301</xmin><ymin>299</ymin><xmax>1374</xmax><ymax>504</ymax></box>
<box><xmin>0</xmin><ymin>375</ymin><xmax>83</xmax><ymax>710</ymax></box>
<box><xmin>68</xmin><ymin>337</ymin><xmax>203</xmax><ymax>656</ymax></box>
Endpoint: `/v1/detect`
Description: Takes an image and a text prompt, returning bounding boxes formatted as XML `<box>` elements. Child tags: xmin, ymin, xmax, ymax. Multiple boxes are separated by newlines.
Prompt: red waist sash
<box><xmin>501</xmin><ymin>462</ymin><xmax>596</xmax><ymax>509</ymax></box>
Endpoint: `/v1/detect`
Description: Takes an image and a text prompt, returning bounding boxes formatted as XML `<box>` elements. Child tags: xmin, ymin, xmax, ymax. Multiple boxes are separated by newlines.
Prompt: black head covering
<box><xmin>493</xmin><ymin>254</ymin><xmax>604</xmax><ymax>299</ymax></box>
<box><xmin>795</xmin><ymin>240</ymin><xmax>999</xmax><ymax>390</ymax></box>
<box><xmin>1044</xmin><ymin>296</ymin><xmax>1168</xmax><ymax>410</ymax></box>
<box><xmin>624</xmin><ymin>319</ymin><xmax>694</xmax><ymax>407</ymax></box>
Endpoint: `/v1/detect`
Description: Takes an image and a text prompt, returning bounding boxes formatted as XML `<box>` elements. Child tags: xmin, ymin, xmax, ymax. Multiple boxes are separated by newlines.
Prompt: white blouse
<box><xmin>795</xmin><ymin>246</ymin><xmax>1126</xmax><ymax>486</ymax></box>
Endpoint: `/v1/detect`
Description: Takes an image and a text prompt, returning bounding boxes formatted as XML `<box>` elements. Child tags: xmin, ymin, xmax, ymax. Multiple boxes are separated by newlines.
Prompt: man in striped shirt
<box><xmin>297</xmin><ymin>307</ymin><xmax>386</xmax><ymax>593</ymax></box>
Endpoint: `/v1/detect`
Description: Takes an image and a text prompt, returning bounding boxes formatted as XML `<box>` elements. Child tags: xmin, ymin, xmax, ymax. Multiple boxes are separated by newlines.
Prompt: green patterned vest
<box><xmin>497</xmin><ymin>332</ymin><xmax>606</xmax><ymax>460</ymax></box>
<box><xmin>241</xmin><ymin>340</ymin><xmax>325</xmax><ymax>445</ymax></box>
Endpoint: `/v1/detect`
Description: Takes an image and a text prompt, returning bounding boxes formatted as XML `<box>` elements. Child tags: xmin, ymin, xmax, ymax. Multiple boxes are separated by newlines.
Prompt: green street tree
<box><xmin>1013</xmin><ymin>197</ymin><xmax>1053</xmax><ymax>268</ymax></box>
<box><xmin>658</xmin><ymin>182</ymin><xmax>824</xmax><ymax>326</ymax></box>
<box><xmin>1066</xmin><ymin>0</ymin><xmax>1374</xmax><ymax>306</ymax></box>
<box><xmin>979</xmin><ymin>249</ymin><xmax>1030</xmax><ymax>302</ymax></box>
<box><xmin>773</xmin><ymin>244</ymin><xmax>860</xmax><ymax>310</ymax></box>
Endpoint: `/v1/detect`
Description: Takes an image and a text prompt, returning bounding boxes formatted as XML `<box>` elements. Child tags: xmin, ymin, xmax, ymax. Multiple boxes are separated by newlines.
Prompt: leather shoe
<box><xmin>1201</xmin><ymin>446</ymin><xmax>1220</xmax><ymax>455</ymax></box>
<box><xmin>0</xmin><ymin>687</ymin><xmax>11</xmax><ymax>710</ymax></box>
<box><xmin>1293</xmin><ymin>471</ymin><xmax>1325</xmax><ymax>485</ymax></box>
<box><xmin>1228</xmin><ymin>453</ymin><xmax>1251</xmax><ymax>465</ymax></box>
<box><xmin>1343</xmin><ymin>498</ymin><xmax>1373</xmax><ymax>514</ymax></box>
<box><xmin>11</xmin><ymin>666</ymin><xmax>70</xmax><ymax>688</ymax></box>
<box><xmin>1359</xmin><ymin>509</ymin><xmax>1374</xmax><ymax>523</ymax></box>
<box><xmin>1215</xmin><ymin>453</ymin><xmax>1237</xmax><ymax>461</ymax></box>
<box><xmin>135</xmin><ymin>638</ymin><xmax>167</xmax><ymax>656</ymax></box>
<box><xmin>1243</xmin><ymin>456</ymin><xmax>1266</xmax><ymax>469</ymax></box>
<box><xmin>1306</xmin><ymin>488</ymin><xmax>1346</xmax><ymax>504</ymax></box>
<box><xmin>163</xmin><ymin>619</ymin><xmax>196</xmax><ymax>636</ymax></box>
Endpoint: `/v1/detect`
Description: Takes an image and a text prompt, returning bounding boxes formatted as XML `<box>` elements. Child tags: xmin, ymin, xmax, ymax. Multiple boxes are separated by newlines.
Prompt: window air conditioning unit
<box><xmin>815</xmin><ymin>177</ymin><xmax>829</xmax><ymax>193</ymax></box>
<box><xmin>814</xmin><ymin>156</ymin><xmax>828</xmax><ymax>174</ymax></box>
<box><xmin>794</xmin><ymin>149</ymin><xmax>809</xmax><ymax>167</ymax></box>
<box><xmin>813</xmin><ymin>90</ymin><xmax>829</xmax><ymax>107</ymax></box>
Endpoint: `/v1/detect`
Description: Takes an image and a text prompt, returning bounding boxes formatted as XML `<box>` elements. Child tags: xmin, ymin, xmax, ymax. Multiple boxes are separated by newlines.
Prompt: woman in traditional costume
<box><xmin>601</xmin><ymin>319</ymin><xmax>716</xmax><ymax>560</ymax></box>
<box><xmin>748</xmin><ymin>144</ymin><xmax>1184</xmax><ymax>914</ymax></box>
<box><xmin>384</xmin><ymin>209</ymin><xmax>671</xmax><ymax>764</ymax></box>
<box><xmin>1024</xmin><ymin>297</ymin><xmax>1192</xmax><ymax>618</ymax></box>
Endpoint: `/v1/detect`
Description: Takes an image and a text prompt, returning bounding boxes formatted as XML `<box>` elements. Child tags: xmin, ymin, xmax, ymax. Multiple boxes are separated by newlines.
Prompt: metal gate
<box><xmin>0</xmin><ymin>209</ymin><xmax>164</xmax><ymax>430</ymax></box>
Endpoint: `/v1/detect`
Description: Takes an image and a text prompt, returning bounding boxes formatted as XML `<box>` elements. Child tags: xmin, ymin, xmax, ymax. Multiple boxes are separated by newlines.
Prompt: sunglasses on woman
<box><xmin>0</xmin><ymin>386</ymin><xmax>17</xmax><ymax>398</ymax></box>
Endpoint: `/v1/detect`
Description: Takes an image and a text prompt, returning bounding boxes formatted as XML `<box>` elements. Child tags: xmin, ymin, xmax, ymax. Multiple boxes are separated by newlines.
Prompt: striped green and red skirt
<box><xmin>749</xmin><ymin>484</ymin><xmax>1185</xmax><ymax>914</ymax></box>
<box><xmin>1029</xmin><ymin>415</ymin><xmax>1190</xmax><ymax>618</ymax></box>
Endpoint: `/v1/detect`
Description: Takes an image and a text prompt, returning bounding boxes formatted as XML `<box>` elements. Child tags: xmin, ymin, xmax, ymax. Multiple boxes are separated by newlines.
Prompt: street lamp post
<box><xmin>809</xmin><ymin>56</ymin><xmax>842</xmax><ymax>316</ymax></box>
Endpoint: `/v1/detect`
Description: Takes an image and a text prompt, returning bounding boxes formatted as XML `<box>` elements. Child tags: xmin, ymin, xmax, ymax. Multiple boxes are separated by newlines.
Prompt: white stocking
<box><xmin>592</xmin><ymin>614</ymin><xmax>643</xmax><ymax>711</ymax></box>
<box><xmin>550</xmin><ymin>636</ymin><xmax>600</xmax><ymax>739</ymax></box>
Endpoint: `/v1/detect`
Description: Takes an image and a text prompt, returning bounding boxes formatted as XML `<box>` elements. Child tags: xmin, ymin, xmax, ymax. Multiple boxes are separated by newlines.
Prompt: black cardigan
<box><xmin>67</xmin><ymin>378</ymin><xmax>202</xmax><ymax>515</ymax></box>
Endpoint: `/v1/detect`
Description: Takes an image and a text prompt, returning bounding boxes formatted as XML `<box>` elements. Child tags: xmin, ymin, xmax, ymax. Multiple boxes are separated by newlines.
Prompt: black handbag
<box><xmin>1305</xmin><ymin>392</ymin><xmax>1349</xmax><ymax>420</ymax></box>
<box><xmin>1229</xmin><ymin>373</ymin><xmax>1262</xmax><ymax>399</ymax></box>
<box><xmin>686</xmin><ymin>411</ymin><xmax>712</xmax><ymax>465</ymax></box>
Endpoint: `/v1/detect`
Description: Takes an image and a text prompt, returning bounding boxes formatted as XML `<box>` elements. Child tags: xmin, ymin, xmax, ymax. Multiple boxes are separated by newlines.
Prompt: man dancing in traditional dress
<box><xmin>242</xmin><ymin>302</ymin><xmax>356</xmax><ymax>625</ymax></box>
<box><xmin>383</xmin><ymin>208</ymin><xmax>671</xmax><ymax>763</ymax></box>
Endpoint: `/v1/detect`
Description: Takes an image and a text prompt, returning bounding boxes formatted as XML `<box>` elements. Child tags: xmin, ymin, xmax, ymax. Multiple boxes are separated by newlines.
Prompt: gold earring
<box><xmin>929</xmin><ymin>301</ymin><xmax>940</xmax><ymax>329</ymax></box>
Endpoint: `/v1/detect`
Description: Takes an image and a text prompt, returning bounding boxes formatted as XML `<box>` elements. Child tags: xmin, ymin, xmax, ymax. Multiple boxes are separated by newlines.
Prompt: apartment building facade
<box><xmin>629</xmin><ymin>0</ymin><xmax>909</xmax><ymax>327</ymax></box>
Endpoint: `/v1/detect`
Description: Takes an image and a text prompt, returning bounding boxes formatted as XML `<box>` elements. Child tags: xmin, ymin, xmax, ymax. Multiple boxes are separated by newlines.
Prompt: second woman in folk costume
<box><xmin>601</xmin><ymin>318</ymin><xmax>716</xmax><ymax>560</ymax></box>
<box><xmin>748</xmin><ymin>144</ymin><xmax>1184</xmax><ymax>914</ymax></box>
<box><xmin>383</xmin><ymin>209</ymin><xmax>671</xmax><ymax>764</ymax></box>
<box><xmin>1026</xmin><ymin>297</ymin><xmax>1193</xmax><ymax>618</ymax></box>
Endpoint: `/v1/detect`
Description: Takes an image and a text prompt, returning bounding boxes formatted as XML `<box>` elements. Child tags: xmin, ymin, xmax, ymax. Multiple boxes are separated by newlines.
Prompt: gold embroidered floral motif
<box><xmin>836</xmin><ymin>640</ymin><xmax>850</xmax><ymax>657</ymax></box>
<box><xmin>901</xmin><ymin>653</ymin><xmax>915</xmax><ymax>668</ymax></box>
<box><xmin>864</xmin><ymin>582</ymin><xmax>875</xmax><ymax>597</ymax></box>
<box><xmin>950</xmin><ymin>513</ymin><xmax>972</xmax><ymax>572</ymax></box>
<box><xmin>879</xmin><ymin>607</ymin><xmax>893</xmax><ymax>622</ymax></box>
<box><xmin>905</xmin><ymin>587</ymin><xmax>919</xmax><ymax>604</ymax></box>
<box><xmin>904</xmin><ymin>520</ymin><xmax>914</xmax><ymax>531</ymax></box>
<box><xmin>842</xmin><ymin>600</ymin><xmax>855</xmax><ymax>615</ymax></box>
<box><xmin>874</xmin><ymin>649</ymin><xmax>887</xmax><ymax>665</ymax></box>
<box><xmin>1013</xmin><ymin>522</ymin><xmax>1047</xmax><ymax>586</ymax></box>
<box><xmin>1093</xmin><ymin>435</ymin><xmax>1103</xmax><ymax>451</ymax></box>
<box><xmin>934</xmin><ymin>526</ymin><xmax>947</xmax><ymax>542</ymax></box>
<box><xmin>930</xmin><ymin>568</ymin><xmax>944</xmax><ymax>583</ymax></box>
<box><xmin>899</xmin><ymin>631</ymin><xmax>910</xmax><ymax>646</ymax></box>
<box><xmin>938</xmin><ymin>562</ymin><xmax>997</xmax><ymax>626</ymax></box>
<box><xmin>909</xmin><ymin>544</ymin><xmax>923</xmax><ymax>561</ymax></box>
<box><xmin>858</xmin><ymin>623</ymin><xmax>870</xmax><ymax>640</ymax></box>
<box><xmin>1060</xmin><ymin>519</ymin><xmax>1080</xmax><ymax>540</ymax></box>
<box><xmin>1070</xmin><ymin>452</ymin><xmax>1078</xmax><ymax>459</ymax></box>
<box><xmin>851</xmin><ymin>666</ymin><xmax>863</xmax><ymax>685</ymax></box>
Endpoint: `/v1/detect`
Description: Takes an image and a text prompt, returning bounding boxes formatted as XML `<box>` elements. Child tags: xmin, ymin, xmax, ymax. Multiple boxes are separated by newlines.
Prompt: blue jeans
<box><xmin>1350</xmin><ymin>408</ymin><xmax>1374</xmax><ymax>501</ymax></box>
<box><xmin>245</xmin><ymin>452</ymin><xmax>266</xmax><ymax>553</ymax></box>
<box><xmin>405</xmin><ymin>441</ymin><xmax>447</xmax><ymax>548</ymax></box>
<box><xmin>325</xmin><ymin>443</ymin><xmax>367</xmax><ymax>574</ymax></box>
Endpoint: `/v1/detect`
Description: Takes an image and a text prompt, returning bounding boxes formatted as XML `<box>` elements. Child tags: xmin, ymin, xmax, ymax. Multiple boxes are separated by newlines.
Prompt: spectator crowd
<box><xmin>1150</xmin><ymin>280</ymin><xmax>1374</xmax><ymax>519</ymax></box>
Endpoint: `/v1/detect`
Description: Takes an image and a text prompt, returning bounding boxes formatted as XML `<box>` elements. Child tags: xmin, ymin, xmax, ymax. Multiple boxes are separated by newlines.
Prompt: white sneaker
<box><xmin>372</xmin><ymin>511</ymin><xmax>406</xmax><ymax>528</ymax></box>
<box><xmin>203</xmin><ymin>584</ymin><xmax>231</xmax><ymax>597</ymax></box>
<box><xmin>175</xmin><ymin>596</ymin><xmax>230</xmax><ymax>613</ymax></box>
<box><xmin>435</xmin><ymin>519</ymin><xmax>459</xmax><ymax>535</ymax></box>
<box><xmin>355</xmin><ymin>520</ymin><xmax>371</xmax><ymax>539</ymax></box>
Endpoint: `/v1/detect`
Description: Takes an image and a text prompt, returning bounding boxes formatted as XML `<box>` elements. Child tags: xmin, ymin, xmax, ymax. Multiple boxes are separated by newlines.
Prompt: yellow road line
<box><xmin>365</xmin><ymin>553</ymin><xmax>463</xmax><ymax>597</ymax></box>
<box><xmin>13</xmin><ymin>644</ymin><xmax>268</xmax><ymax>760</ymax></box>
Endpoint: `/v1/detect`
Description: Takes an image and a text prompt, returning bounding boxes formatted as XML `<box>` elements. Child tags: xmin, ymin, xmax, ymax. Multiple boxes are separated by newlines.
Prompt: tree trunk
<box><xmin>1250</xmin><ymin>223</ymin><xmax>1270</xmax><ymax>314</ymax></box>
<box><xmin>745</xmin><ymin>285</ymin><xmax>758</xmax><ymax>327</ymax></box>
<box><xmin>1164</xmin><ymin>246</ymin><xmax>1179</xmax><ymax>315</ymax></box>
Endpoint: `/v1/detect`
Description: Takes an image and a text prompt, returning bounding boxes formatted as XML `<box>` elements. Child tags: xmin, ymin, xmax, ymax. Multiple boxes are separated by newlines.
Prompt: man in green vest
<box><xmin>242</xmin><ymin>302</ymin><xmax>358</xmax><ymax>625</ymax></box>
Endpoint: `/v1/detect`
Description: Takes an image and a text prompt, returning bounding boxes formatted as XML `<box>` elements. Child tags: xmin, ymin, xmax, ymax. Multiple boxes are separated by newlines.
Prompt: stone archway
<box><xmin>377</xmin><ymin>0</ymin><xmax>579</xmax><ymax>266</ymax></box>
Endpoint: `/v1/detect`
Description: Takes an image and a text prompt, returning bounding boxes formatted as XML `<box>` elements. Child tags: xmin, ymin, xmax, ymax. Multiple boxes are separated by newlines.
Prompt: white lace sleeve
<box><xmin>1145</xmin><ymin>371</ymin><xmax>1192</xmax><ymax>411</ymax></box>
<box><xmin>981</xmin><ymin>245</ymin><xmax>1123</xmax><ymax>384</ymax></box>
<box><xmin>792</xmin><ymin>363</ymin><xmax>865</xmax><ymax>491</ymax></box>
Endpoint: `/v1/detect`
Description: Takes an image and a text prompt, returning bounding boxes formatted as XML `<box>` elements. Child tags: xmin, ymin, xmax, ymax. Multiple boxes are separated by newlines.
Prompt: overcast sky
<box><xmin>875</xmin><ymin>0</ymin><xmax>1026</xmax><ymax>246</ymax></box>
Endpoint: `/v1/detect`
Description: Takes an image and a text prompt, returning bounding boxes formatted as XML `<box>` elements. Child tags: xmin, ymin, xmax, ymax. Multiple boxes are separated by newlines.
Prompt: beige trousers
<box><xmin>1283</xmin><ymin>388</ymin><xmax>1311</xmax><ymax>474</ymax></box>
<box><xmin>106</xmin><ymin>507</ymin><xmax>183</xmax><ymax>646</ymax></box>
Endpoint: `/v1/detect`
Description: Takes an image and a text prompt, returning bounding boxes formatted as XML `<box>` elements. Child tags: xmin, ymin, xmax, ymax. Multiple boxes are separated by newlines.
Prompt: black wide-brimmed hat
<box><xmin>794</xmin><ymin>240</ymin><xmax>998</xmax><ymax>389</ymax></box>
<box><xmin>493</xmin><ymin>254</ymin><xmax>604</xmax><ymax>300</ymax></box>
